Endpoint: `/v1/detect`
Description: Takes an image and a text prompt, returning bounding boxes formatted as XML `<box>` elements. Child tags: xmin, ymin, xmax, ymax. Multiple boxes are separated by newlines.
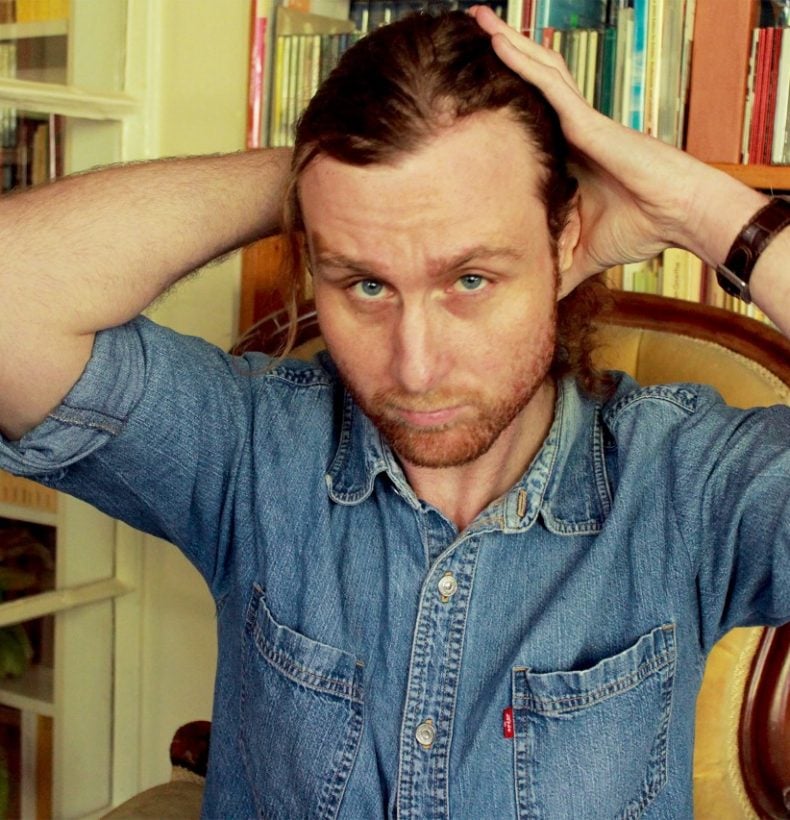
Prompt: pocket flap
<box><xmin>514</xmin><ymin>623</ymin><xmax>675</xmax><ymax>715</ymax></box>
<box><xmin>246</xmin><ymin>584</ymin><xmax>364</xmax><ymax>703</ymax></box>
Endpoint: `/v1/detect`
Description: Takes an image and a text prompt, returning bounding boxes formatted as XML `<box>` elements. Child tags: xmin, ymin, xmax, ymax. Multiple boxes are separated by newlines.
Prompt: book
<box><xmin>674</xmin><ymin>0</ymin><xmax>696</xmax><ymax>147</ymax></box>
<box><xmin>246</xmin><ymin>0</ymin><xmax>271</xmax><ymax>149</ymax></box>
<box><xmin>533</xmin><ymin>0</ymin><xmax>606</xmax><ymax>45</ymax></box>
<box><xmin>748</xmin><ymin>27</ymin><xmax>771</xmax><ymax>165</ymax></box>
<box><xmin>598</xmin><ymin>25</ymin><xmax>617</xmax><ymax>118</ymax></box>
<box><xmin>655</xmin><ymin>0</ymin><xmax>685</xmax><ymax>145</ymax></box>
<box><xmin>742</xmin><ymin>27</ymin><xmax>760</xmax><ymax>163</ymax></box>
<box><xmin>267</xmin><ymin>7</ymin><xmax>355</xmax><ymax>147</ymax></box>
<box><xmin>584</xmin><ymin>28</ymin><xmax>598</xmax><ymax>104</ymax></box>
<box><xmin>661</xmin><ymin>248</ymin><xmax>703</xmax><ymax>302</ymax></box>
<box><xmin>685</xmin><ymin>0</ymin><xmax>757</xmax><ymax>162</ymax></box>
<box><xmin>522</xmin><ymin>0</ymin><xmax>535</xmax><ymax>35</ymax></box>
<box><xmin>619</xmin><ymin>7</ymin><xmax>634</xmax><ymax>127</ymax></box>
<box><xmin>612</xmin><ymin>5</ymin><xmax>632</xmax><ymax>124</ymax></box>
<box><xmin>762</xmin><ymin>26</ymin><xmax>782</xmax><ymax>165</ymax></box>
<box><xmin>771</xmin><ymin>26</ymin><xmax>790</xmax><ymax>163</ymax></box>
<box><xmin>642</xmin><ymin>0</ymin><xmax>661</xmax><ymax>137</ymax></box>
<box><xmin>660</xmin><ymin>247</ymin><xmax>687</xmax><ymax>299</ymax></box>
<box><xmin>629</xmin><ymin>0</ymin><xmax>648</xmax><ymax>131</ymax></box>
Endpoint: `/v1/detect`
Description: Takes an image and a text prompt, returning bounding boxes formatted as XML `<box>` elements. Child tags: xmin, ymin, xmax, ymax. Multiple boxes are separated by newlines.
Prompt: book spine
<box><xmin>685</xmin><ymin>0</ymin><xmax>756</xmax><ymax>162</ymax></box>
<box><xmin>742</xmin><ymin>27</ymin><xmax>759</xmax><ymax>163</ymax></box>
<box><xmin>599</xmin><ymin>25</ymin><xmax>617</xmax><ymax>118</ymax></box>
<box><xmin>748</xmin><ymin>28</ymin><xmax>770</xmax><ymax>166</ymax></box>
<box><xmin>771</xmin><ymin>27</ymin><xmax>790</xmax><ymax>163</ymax></box>
<box><xmin>674</xmin><ymin>0</ymin><xmax>696</xmax><ymax>147</ymax></box>
<box><xmin>246</xmin><ymin>0</ymin><xmax>268</xmax><ymax>149</ymax></box>
<box><xmin>762</xmin><ymin>26</ymin><xmax>782</xmax><ymax>165</ymax></box>
<box><xmin>629</xmin><ymin>0</ymin><xmax>648</xmax><ymax>131</ymax></box>
<box><xmin>584</xmin><ymin>28</ymin><xmax>598</xmax><ymax>104</ymax></box>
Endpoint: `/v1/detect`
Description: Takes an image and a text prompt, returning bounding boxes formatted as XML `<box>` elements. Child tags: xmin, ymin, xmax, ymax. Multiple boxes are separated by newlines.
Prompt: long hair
<box><xmin>280</xmin><ymin>10</ymin><xmax>611</xmax><ymax>396</ymax></box>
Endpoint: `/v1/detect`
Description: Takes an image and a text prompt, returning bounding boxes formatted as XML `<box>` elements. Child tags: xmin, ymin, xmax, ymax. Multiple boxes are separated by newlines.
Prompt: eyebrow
<box><xmin>312</xmin><ymin>244</ymin><xmax>526</xmax><ymax>280</ymax></box>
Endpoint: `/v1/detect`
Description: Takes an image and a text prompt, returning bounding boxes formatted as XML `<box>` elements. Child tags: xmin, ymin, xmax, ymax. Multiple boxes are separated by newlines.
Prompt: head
<box><xmin>283</xmin><ymin>11</ymin><xmax>609</xmax><ymax>469</ymax></box>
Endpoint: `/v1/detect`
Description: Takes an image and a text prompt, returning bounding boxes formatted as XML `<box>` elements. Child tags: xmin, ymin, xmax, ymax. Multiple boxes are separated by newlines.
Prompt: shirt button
<box><xmin>437</xmin><ymin>572</ymin><xmax>458</xmax><ymax>601</ymax></box>
<box><xmin>415</xmin><ymin>719</ymin><xmax>436</xmax><ymax>749</ymax></box>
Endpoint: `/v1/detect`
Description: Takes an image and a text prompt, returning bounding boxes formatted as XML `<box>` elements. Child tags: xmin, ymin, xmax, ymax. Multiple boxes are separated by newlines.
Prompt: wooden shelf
<box><xmin>0</xmin><ymin>503</ymin><xmax>57</xmax><ymax>528</ymax></box>
<box><xmin>712</xmin><ymin>163</ymin><xmax>790</xmax><ymax>191</ymax></box>
<box><xmin>0</xmin><ymin>664</ymin><xmax>53</xmax><ymax>717</ymax></box>
<box><xmin>0</xmin><ymin>20</ymin><xmax>68</xmax><ymax>40</ymax></box>
<box><xmin>0</xmin><ymin>473</ymin><xmax>57</xmax><ymax>522</ymax></box>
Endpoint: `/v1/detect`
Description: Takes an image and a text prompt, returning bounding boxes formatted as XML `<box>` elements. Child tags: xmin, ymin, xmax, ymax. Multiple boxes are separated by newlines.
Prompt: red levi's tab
<box><xmin>502</xmin><ymin>706</ymin><xmax>514</xmax><ymax>739</ymax></box>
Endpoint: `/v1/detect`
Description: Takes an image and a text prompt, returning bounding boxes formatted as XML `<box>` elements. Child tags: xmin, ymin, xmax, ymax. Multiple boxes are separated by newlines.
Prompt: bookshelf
<box><xmin>245</xmin><ymin>0</ymin><xmax>790</xmax><ymax>325</ymax></box>
<box><xmin>715</xmin><ymin>162</ymin><xmax>790</xmax><ymax>191</ymax></box>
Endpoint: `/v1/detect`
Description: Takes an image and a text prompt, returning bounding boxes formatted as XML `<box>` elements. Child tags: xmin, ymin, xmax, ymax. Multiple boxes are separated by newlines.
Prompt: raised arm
<box><xmin>471</xmin><ymin>7</ymin><xmax>789</xmax><ymax>336</ymax></box>
<box><xmin>0</xmin><ymin>148</ymin><xmax>291</xmax><ymax>440</ymax></box>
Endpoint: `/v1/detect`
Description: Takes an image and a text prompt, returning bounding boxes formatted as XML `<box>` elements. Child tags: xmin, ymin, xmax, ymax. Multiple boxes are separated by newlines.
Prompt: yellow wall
<box><xmin>134</xmin><ymin>0</ymin><xmax>251</xmax><ymax>790</ymax></box>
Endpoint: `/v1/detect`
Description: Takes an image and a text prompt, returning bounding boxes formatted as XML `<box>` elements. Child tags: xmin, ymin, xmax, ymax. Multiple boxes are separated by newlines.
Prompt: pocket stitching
<box><xmin>517</xmin><ymin>647</ymin><xmax>674</xmax><ymax>714</ymax></box>
<box><xmin>252</xmin><ymin>622</ymin><xmax>364</xmax><ymax>703</ymax></box>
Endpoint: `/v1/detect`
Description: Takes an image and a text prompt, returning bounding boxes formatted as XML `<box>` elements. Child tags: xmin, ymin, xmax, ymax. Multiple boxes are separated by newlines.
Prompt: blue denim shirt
<box><xmin>1</xmin><ymin>317</ymin><xmax>788</xmax><ymax>819</ymax></box>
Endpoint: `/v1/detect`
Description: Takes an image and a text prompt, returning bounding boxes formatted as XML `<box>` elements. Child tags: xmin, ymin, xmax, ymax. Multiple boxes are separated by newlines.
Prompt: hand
<box><xmin>469</xmin><ymin>6</ymin><xmax>760</xmax><ymax>293</ymax></box>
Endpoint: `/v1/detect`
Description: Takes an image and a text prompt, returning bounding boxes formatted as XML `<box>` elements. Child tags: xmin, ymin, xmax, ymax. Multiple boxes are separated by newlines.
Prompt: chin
<box><xmin>377</xmin><ymin>420</ymin><xmax>505</xmax><ymax>469</ymax></box>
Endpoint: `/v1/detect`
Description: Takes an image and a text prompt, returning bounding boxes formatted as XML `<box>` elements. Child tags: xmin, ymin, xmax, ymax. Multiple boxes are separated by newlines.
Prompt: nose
<box><xmin>390</xmin><ymin>302</ymin><xmax>447</xmax><ymax>394</ymax></box>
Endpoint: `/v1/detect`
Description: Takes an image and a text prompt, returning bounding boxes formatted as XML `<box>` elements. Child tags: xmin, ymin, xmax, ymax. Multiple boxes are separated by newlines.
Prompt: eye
<box><xmin>350</xmin><ymin>279</ymin><xmax>386</xmax><ymax>299</ymax></box>
<box><xmin>454</xmin><ymin>274</ymin><xmax>488</xmax><ymax>292</ymax></box>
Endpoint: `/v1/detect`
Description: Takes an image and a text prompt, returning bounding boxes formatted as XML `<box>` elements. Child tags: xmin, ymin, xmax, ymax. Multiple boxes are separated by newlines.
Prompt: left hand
<box><xmin>469</xmin><ymin>6</ymin><xmax>763</xmax><ymax>293</ymax></box>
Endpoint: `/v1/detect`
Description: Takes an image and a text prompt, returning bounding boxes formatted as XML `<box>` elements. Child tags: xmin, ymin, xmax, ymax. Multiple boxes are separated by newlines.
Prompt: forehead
<box><xmin>297</xmin><ymin>110</ymin><xmax>551</xmax><ymax>266</ymax></box>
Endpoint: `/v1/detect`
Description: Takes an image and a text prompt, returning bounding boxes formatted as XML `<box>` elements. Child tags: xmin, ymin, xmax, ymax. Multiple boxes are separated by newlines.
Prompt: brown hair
<box><xmin>281</xmin><ymin>10</ymin><xmax>611</xmax><ymax>396</ymax></box>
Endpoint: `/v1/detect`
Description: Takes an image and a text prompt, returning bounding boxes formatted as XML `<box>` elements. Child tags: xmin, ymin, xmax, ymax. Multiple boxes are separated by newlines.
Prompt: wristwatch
<box><xmin>716</xmin><ymin>196</ymin><xmax>790</xmax><ymax>303</ymax></box>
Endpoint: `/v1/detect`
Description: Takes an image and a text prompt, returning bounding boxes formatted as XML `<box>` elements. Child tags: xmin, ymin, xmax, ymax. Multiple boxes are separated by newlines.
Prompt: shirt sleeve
<box><xmin>0</xmin><ymin>317</ymin><xmax>271</xmax><ymax>586</ymax></box>
<box><xmin>672</xmin><ymin>390</ymin><xmax>790</xmax><ymax>642</ymax></box>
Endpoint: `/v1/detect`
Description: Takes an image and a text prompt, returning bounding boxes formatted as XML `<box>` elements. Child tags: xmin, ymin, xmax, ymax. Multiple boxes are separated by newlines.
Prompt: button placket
<box><xmin>397</xmin><ymin>539</ymin><xmax>482</xmax><ymax>819</ymax></box>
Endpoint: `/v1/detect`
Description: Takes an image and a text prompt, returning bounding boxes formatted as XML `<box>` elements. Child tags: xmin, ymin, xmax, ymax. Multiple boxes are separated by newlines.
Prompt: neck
<box><xmin>402</xmin><ymin>379</ymin><xmax>557</xmax><ymax>531</ymax></box>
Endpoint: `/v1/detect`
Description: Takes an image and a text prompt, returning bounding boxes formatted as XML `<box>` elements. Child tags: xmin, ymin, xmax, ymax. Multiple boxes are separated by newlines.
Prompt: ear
<box><xmin>556</xmin><ymin>197</ymin><xmax>581</xmax><ymax>300</ymax></box>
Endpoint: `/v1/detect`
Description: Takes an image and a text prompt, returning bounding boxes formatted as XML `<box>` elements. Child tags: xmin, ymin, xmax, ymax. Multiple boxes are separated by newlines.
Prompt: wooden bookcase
<box><xmin>248</xmin><ymin>2</ymin><xmax>790</xmax><ymax>324</ymax></box>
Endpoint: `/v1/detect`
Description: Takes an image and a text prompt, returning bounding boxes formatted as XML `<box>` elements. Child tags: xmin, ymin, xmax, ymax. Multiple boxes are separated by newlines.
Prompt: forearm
<box><xmin>750</xmin><ymin>229</ymin><xmax>790</xmax><ymax>336</ymax></box>
<box><xmin>675</xmin><ymin>167</ymin><xmax>788</xmax><ymax>336</ymax></box>
<box><xmin>0</xmin><ymin>148</ymin><xmax>291</xmax><ymax>439</ymax></box>
<box><xmin>0</xmin><ymin>148</ymin><xmax>290</xmax><ymax>333</ymax></box>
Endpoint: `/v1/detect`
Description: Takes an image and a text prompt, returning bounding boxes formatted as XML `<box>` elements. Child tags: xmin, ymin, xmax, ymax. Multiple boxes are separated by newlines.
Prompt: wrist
<box><xmin>716</xmin><ymin>197</ymin><xmax>790</xmax><ymax>303</ymax></box>
<box><xmin>674</xmin><ymin>167</ymin><xmax>767</xmax><ymax>268</ymax></box>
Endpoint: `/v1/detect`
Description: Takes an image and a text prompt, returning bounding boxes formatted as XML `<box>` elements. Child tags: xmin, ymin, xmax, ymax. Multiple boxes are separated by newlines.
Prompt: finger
<box><xmin>488</xmin><ymin>33</ymin><xmax>589</xmax><ymax>117</ymax></box>
<box><xmin>471</xmin><ymin>5</ymin><xmax>571</xmax><ymax>74</ymax></box>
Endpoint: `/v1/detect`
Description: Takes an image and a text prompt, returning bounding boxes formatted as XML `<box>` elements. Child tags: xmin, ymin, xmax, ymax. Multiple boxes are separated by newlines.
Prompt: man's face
<box><xmin>299</xmin><ymin>110</ymin><xmax>576</xmax><ymax>470</ymax></box>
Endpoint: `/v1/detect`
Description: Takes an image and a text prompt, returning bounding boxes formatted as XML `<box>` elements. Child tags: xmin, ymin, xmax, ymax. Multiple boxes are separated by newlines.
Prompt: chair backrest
<box><xmin>239</xmin><ymin>289</ymin><xmax>790</xmax><ymax>819</ymax></box>
<box><xmin>591</xmin><ymin>291</ymin><xmax>790</xmax><ymax>820</ymax></box>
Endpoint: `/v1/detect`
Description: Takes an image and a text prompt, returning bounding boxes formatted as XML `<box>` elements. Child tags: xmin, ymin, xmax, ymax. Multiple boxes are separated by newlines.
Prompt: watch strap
<box><xmin>716</xmin><ymin>196</ymin><xmax>790</xmax><ymax>303</ymax></box>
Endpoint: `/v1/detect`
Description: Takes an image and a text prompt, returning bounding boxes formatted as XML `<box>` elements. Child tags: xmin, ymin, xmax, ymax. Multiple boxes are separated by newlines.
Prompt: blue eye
<box><xmin>352</xmin><ymin>279</ymin><xmax>385</xmax><ymax>299</ymax></box>
<box><xmin>455</xmin><ymin>274</ymin><xmax>487</xmax><ymax>292</ymax></box>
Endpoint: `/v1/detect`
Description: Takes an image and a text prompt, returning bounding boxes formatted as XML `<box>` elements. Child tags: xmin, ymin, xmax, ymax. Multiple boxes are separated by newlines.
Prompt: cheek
<box><xmin>317</xmin><ymin>307</ymin><xmax>388</xmax><ymax>390</ymax></box>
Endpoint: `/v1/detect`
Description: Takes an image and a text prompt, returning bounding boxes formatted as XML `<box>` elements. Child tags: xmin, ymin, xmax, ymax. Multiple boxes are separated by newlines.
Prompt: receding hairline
<box><xmin>293</xmin><ymin>104</ymin><xmax>551</xmax><ymax>193</ymax></box>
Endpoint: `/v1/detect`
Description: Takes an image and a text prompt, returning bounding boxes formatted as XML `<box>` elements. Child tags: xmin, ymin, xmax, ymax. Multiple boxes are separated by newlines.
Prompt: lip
<box><xmin>393</xmin><ymin>405</ymin><xmax>464</xmax><ymax>427</ymax></box>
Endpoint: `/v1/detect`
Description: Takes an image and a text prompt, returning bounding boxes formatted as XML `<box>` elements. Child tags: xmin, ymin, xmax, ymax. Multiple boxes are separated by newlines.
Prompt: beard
<box><xmin>334</xmin><ymin>313</ymin><xmax>557</xmax><ymax>470</ymax></box>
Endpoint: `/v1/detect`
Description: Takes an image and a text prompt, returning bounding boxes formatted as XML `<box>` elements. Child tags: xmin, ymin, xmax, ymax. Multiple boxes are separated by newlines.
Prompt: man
<box><xmin>0</xmin><ymin>8</ymin><xmax>788</xmax><ymax>819</ymax></box>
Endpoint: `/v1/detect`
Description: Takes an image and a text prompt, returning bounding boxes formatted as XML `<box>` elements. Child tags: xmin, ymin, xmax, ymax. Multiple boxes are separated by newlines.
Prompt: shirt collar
<box><xmin>324</xmin><ymin>362</ymin><xmax>612</xmax><ymax>535</ymax></box>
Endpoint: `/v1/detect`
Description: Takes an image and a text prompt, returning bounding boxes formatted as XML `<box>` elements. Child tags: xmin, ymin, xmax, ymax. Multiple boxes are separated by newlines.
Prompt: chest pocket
<box><xmin>511</xmin><ymin>623</ymin><xmax>676</xmax><ymax>820</ymax></box>
<box><xmin>240</xmin><ymin>584</ymin><xmax>365</xmax><ymax>820</ymax></box>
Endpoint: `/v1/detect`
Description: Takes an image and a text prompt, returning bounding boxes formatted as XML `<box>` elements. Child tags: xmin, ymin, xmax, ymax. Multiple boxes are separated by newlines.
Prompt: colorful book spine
<box><xmin>629</xmin><ymin>0</ymin><xmax>648</xmax><ymax>131</ymax></box>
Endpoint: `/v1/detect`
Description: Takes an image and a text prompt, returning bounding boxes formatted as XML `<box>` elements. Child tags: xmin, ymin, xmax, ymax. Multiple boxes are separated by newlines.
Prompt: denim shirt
<box><xmin>1</xmin><ymin>317</ymin><xmax>788</xmax><ymax>819</ymax></box>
